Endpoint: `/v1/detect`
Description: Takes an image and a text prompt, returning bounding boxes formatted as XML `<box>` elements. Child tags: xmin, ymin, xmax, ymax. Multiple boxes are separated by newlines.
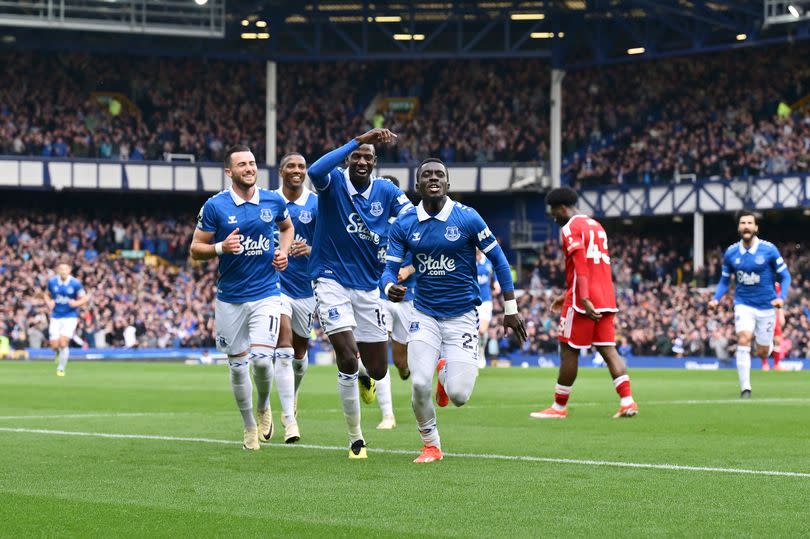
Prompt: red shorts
<box><xmin>558</xmin><ymin>304</ymin><xmax>616</xmax><ymax>349</ymax></box>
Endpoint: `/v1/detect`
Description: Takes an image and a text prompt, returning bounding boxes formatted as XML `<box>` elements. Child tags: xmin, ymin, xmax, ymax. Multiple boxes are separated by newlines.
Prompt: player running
<box><xmin>268</xmin><ymin>152</ymin><xmax>318</xmax><ymax>443</ymax></box>
<box><xmin>190</xmin><ymin>145</ymin><xmax>295</xmax><ymax>450</ymax></box>
<box><xmin>382</xmin><ymin>158</ymin><xmax>527</xmax><ymax>463</ymax></box>
<box><xmin>530</xmin><ymin>187</ymin><xmax>638</xmax><ymax>420</ymax></box>
<box><xmin>708</xmin><ymin>211</ymin><xmax>791</xmax><ymax>397</ymax></box>
<box><xmin>44</xmin><ymin>263</ymin><xmax>89</xmax><ymax>376</ymax></box>
<box><xmin>307</xmin><ymin>128</ymin><xmax>412</xmax><ymax>458</ymax></box>
<box><xmin>475</xmin><ymin>249</ymin><xmax>500</xmax><ymax>367</ymax></box>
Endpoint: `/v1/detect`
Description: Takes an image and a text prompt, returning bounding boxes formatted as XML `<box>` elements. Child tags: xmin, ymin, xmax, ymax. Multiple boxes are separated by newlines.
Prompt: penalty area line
<box><xmin>1</xmin><ymin>427</ymin><xmax>808</xmax><ymax>479</ymax></box>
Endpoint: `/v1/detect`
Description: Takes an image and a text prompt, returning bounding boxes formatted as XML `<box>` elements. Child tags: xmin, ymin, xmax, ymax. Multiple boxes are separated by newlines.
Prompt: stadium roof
<box><xmin>1</xmin><ymin>1</ymin><xmax>809</xmax><ymax>66</ymax></box>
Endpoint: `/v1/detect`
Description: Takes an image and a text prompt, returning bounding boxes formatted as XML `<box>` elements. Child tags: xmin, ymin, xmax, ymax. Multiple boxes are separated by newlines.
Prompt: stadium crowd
<box><xmin>2</xmin><ymin>211</ymin><xmax>808</xmax><ymax>360</ymax></box>
<box><xmin>0</xmin><ymin>52</ymin><xmax>266</xmax><ymax>163</ymax></box>
<box><xmin>4</xmin><ymin>43</ymin><xmax>809</xmax><ymax>186</ymax></box>
<box><xmin>488</xmin><ymin>234</ymin><xmax>810</xmax><ymax>361</ymax></box>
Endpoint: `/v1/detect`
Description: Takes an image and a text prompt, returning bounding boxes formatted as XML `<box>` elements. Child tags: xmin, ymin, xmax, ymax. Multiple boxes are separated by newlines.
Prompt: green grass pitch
<box><xmin>1</xmin><ymin>361</ymin><xmax>809</xmax><ymax>537</ymax></box>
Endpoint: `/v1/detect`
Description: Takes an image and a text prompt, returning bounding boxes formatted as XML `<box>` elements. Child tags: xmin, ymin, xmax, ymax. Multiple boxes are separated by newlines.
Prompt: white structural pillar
<box><xmin>550</xmin><ymin>68</ymin><xmax>565</xmax><ymax>189</ymax></box>
<box><xmin>694</xmin><ymin>211</ymin><xmax>704</xmax><ymax>274</ymax></box>
<box><xmin>266</xmin><ymin>61</ymin><xmax>277</xmax><ymax>166</ymax></box>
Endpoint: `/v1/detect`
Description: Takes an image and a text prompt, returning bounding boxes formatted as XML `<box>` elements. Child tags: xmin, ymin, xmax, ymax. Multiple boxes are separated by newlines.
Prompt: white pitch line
<box><xmin>0</xmin><ymin>412</ymin><xmax>199</xmax><ymax>420</ymax></box>
<box><xmin>1</xmin><ymin>397</ymin><xmax>807</xmax><ymax>421</ymax></box>
<box><xmin>1</xmin><ymin>427</ymin><xmax>808</xmax><ymax>479</ymax></box>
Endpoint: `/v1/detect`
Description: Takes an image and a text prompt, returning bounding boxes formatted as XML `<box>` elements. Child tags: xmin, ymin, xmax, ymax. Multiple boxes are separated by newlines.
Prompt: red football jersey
<box><xmin>560</xmin><ymin>214</ymin><xmax>617</xmax><ymax>312</ymax></box>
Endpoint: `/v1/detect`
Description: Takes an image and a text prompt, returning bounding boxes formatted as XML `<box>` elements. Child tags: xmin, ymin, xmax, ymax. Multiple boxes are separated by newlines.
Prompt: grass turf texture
<box><xmin>1</xmin><ymin>361</ymin><xmax>809</xmax><ymax>538</ymax></box>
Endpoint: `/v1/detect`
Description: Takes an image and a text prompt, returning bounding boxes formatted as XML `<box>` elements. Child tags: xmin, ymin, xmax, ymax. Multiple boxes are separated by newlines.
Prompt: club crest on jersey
<box><xmin>217</xmin><ymin>335</ymin><xmax>228</xmax><ymax>349</ymax></box>
<box><xmin>298</xmin><ymin>210</ymin><xmax>312</xmax><ymax>224</ymax></box>
<box><xmin>327</xmin><ymin>307</ymin><xmax>340</xmax><ymax>321</ymax></box>
<box><xmin>260</xmin><ymin>209</ymin><xmax>273</xmax><ymax>223</ymax></box>
<box><xmin>228</xmin><ymin>216</ymin><xmax>238</xmax><ymax>224</ymax></box>
<box><xmin>755</xmin><ymin>255</ymin><xmax>765</xmax><ymax>265</ymax></box>
<box><xmin>370</xmin><ymin>201</ymin><xmax>384</xmax><ymax>217</ymax></box>
<box><xmin>409</xmin><ymin>321</ymin><xmax>420</xmax><ymax>333</ymax></box>
<box><xmin>444</xmin><ymin>226</ymin><xmax>460</xmax><ymax>241</ymax></box>
<box><xmin>411</xmin><ymin>232</ymin><xmax>421</xmax><ymax>241</ymax></box>
<box><xmin>735</xmin><ymin>257</ymin><xmax>741</xmax><ymax>265</ymax></box>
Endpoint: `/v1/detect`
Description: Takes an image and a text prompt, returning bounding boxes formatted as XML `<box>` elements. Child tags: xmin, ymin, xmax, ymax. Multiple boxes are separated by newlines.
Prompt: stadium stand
<box><xmin>4</xmin><ymin>43</ymin><xmax>808</xmax><ymax>179</ymax></box>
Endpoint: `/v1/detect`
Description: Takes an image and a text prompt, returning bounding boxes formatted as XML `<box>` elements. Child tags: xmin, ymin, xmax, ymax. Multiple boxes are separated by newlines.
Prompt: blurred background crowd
<box><xmin>3</xmin><ymin>43</ymin><xmax>809</xmax><ymax>187</ymax></box>
<box><xmin>2</xmin><ymin>210</ymin><xmax>808</xmax><ymax>360</ymax></box>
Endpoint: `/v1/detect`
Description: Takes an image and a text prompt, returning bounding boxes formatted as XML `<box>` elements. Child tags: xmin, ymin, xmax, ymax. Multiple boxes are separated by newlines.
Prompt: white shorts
<box><xmin>476</xmin><ymin>300</ymin><xmax>493</xmax><ymax>323</ymax></box>
<box><xmin>734</xmin><ymin>304</ymin><xmax>776</xmax><ymax>347</ymax></box>
<box><xmin>407</xmin><ymin>308</ymin><xmax>480</xmax><ymax>365</ymax></box>
<box><xmin>49</xmin><ymin>317</ymin><xmax>78</xmax><ymax>340</ymax></box>
<box><xmin>280</xmin><ymin>294</ymin><xmax>316</xmax><ymax>339</ymax></box>
<box><xmin>215</xmin><ymin>296</ymin><xmax>282</xmax><ymax>356</ymax></box>
<box><xmin>312</xmin><ymin>278</ymin><xmax>387</xmax><ymax>342</ymax></box>
<box><xmin>384</xmin><ymin>300</ymin><xmax>415</xmax><ymax>345</ymax></box>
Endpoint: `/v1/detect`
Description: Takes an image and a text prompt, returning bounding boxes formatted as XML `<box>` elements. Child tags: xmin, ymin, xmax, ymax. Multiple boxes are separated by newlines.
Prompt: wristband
<box><xmin>384</xmin><ymin>282</ymin><xmax>394</xmax><ymax>296</ymax></box>
<box><xmin>504</xmin><ymin>299</ymin><xmax>518</xmax><ymax>316</ymax></box>
<box><xmin>214</xmin><ymin>242</ymin><xmax>224</xmax><ymax>256</ymax></box>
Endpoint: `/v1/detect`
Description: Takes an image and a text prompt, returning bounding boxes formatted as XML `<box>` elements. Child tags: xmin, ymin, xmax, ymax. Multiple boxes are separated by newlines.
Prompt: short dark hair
<box><xmin>416</xmin><ymin>158</ymin><xmax>447</xmax><ymax>180</ymax></box>
<box><xmin>381</xmin><ymin>175</ymin><xmax>399</xmax><ymax>187</ymax></box>
<box><xmin>224</xmin><ymin>144</ymin><xmax>252</xmax><ymax>168</ymax></box>
<box><xmin>279</xmin><ymin>152</ymin><xmax>305</xmax><ymax>170</ymax></box>
<box><xmin>736</xmin><ymin>209</ymin><xmax>758</xmax><ymax>225</ymax></box>
<box><xmin>546</xmin><ymin>187</ymin><xmax>578</xmax><ymax>208</ymax></box>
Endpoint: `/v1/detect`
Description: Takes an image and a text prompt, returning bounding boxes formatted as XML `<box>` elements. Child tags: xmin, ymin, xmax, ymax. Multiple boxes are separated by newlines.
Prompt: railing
<box><xmin>0</xmin><ymin>156</ymin><xmax>549</xmax><ymax>194</ymax></box>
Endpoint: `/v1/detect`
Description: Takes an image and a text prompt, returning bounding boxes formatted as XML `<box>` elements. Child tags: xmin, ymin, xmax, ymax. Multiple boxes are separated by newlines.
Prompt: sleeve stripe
<box><xmin>385</xmin><ymin>255</ymin><xmax>403</xmax><ymax>262</ymax></box>
<box><xmin>721</xmin><ymin>271</ymin><xmax>730</xmax><ymax>277</ymax></box>
<box><xmin>776</xmin><ymin>264</ymin><xmax>787</xmax><ymax>272</ymax></box>
<box><xmin>482</xmin><ymin>242</ymin><xmax>497</xmax><ymax>254</ymax></box>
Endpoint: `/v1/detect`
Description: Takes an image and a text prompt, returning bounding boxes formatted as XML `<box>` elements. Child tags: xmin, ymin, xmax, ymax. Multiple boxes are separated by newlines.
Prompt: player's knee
<box><xmin>737</xmin><ymin>333</ymin><xmax>753</xmax><ymax>346</ymax></box>
<box><xmin>292</xmin><ymin>355</ymin><xmax>308</xmax><ymax>376</ymax></box>
<box><xmin>366</xmin><ymin>363</ymin><xmax>388</xmax><ymax>380</ymax></box>
<box><xmin>411</xmin><ymin>376</ymin><xmax>432</xmax><ymax>398</ymax></box>
<box><xmin>447</xmin><ymin>386</ymin><xmax>473</xmax><ymax>407</ymax></box>
<box><xmin>228</xmin><ymin>358</ymin><xmax>250</xmax><ymax>382</ymax></box>
<box><xmin>250</xmin><ymin>348</ymin><xmax>274</xmax><ymax>371</ymax></box>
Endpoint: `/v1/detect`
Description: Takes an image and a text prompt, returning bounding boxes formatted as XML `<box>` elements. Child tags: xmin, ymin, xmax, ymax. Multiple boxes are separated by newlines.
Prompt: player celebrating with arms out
<box><xmin>307</xmin><ymin>128</ymin><xmax>412</xmax><ymax>459</ymax></box>
<box><xmin>530</xmin><ymin>187</ymin><xmax>638</xmax><ymax>420</ymax></box>
<box><xmin>44</xmin><ymin>262</ymin><xmax>89</xmax><ymax>376</ymax></box>
<box><xmin>382</xmin><ymin>158</ymin><xmax>527</xmax><ymax>463</ymax></box>
<box><xmin>190</xmin><ymin>145</ymin><xmax>295</xmax><ymax>450</ymax></box>
<box><xmin>708</xmin><ymin>211</ymin><xmax>791</xmax><ymax>398</ymax></box>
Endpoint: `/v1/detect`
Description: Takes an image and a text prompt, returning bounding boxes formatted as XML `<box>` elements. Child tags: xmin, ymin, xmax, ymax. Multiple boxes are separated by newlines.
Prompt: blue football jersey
<box><xmin>476</xmin><ymin>257</ymin><xmax>496</xmax><ymax>302</ymax></box>
<box><xmin>719</xmin><ymin>237</ymin><xmax>788</xmax><ymax>310</ymax></box>
<box><xmin>48</xmin><ymin>276</ymin><xmax>84</xmax><ymax>318</ymax></box>
<box><xmin>275</xmin><ymin>188</ymin><xmax>318</xmax><ymax>299</ymax></box>
<box><xmin>384</xmin><ymin>198</ymin><xmax>501</xmax><ymax>318</ymax></box>
<box><xmin>307</xmin><ymin>140</ymin><xmax>412</xmax><ymax>291</ymax></box>
<box><xmin>197</xmin><ymin>188</ymin><xmax>289</xmax><ymax>303</ymax></box>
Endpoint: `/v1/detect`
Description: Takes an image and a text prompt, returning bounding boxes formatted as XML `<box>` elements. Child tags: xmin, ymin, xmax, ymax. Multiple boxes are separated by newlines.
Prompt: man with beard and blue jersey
<box><xmin>709</xmin><ymin>210</ymin><xmax>791</xmax><ymax>398</ymax></box>
<box><xmin>381</xmin><ymin>158</ymin><xmax>527</xmax><ymax>463</ymax></box>
<box><xmin>190</xmin><ymin>145</ymin><xmax>295</xmax><ymax>451</ymax></box>
<box><xmin>307</xmin><ymin>128</ymin><xmax>412</xmax><ymax>458</ymax></box>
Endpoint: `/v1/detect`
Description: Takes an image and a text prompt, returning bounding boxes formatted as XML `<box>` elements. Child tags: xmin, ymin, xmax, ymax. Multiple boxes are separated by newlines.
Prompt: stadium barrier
<box><xmin>18</xmin><ymin>347</ymin><xmax>809</xmax><ymax>371</ymax></box>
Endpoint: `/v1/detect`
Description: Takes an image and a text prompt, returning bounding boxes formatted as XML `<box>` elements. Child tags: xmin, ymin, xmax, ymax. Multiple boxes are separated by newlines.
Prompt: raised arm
<box><xmin>308</xmin><ymin>128</ymin><xmax>399</xmax><ymax>191</ymax></box>
<box><xmin>307</xmin><ymin>139</ymin><xmax>359</xmax><ymax>191</ymax></box>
